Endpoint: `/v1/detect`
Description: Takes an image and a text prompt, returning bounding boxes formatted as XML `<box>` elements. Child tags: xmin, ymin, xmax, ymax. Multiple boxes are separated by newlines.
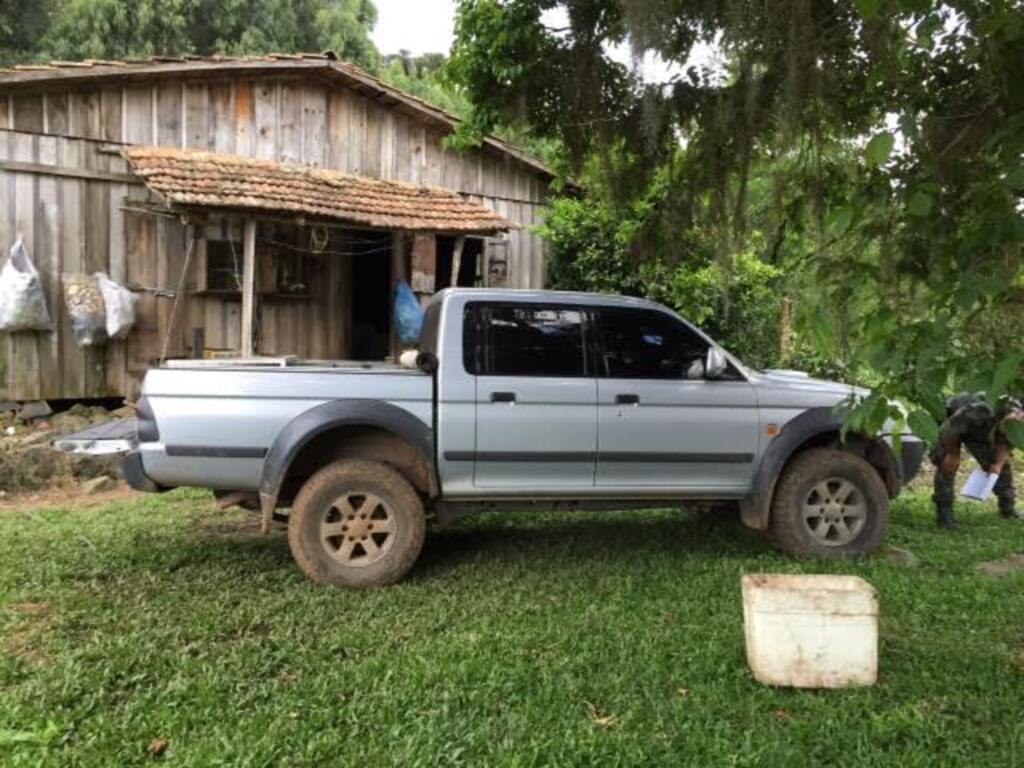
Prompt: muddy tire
<box><xmin>288</xmin><ymin>460</ymin><xmax>425</xmax><ymax>588</ymax></box>
<box><xmin>768</xmin><ymin>448</ymin><xmax>889</xmax><ymax>558</ymax></box>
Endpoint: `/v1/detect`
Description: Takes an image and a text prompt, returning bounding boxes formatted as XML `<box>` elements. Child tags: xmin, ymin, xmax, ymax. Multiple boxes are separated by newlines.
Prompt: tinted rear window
<box><xmin>464</xmin><ymin>303</ymin><xmax>588</xmax><ymax>377</ymax></box>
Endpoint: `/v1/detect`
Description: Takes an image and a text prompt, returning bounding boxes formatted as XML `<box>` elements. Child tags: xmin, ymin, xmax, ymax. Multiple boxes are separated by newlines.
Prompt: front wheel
<box><xmin>288</xmin><ymin>460</ymin><xmax>426</xmax><ymax>588</ymax></box>
<box><xmin>768</xmin><ymin>448</ymin><xmax>889</xmax><ymax>557</ymax></box>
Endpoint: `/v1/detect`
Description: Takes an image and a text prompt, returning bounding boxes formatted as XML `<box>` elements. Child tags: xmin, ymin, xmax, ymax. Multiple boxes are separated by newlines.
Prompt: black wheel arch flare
<box><xmin>740</xmin><ymin>406</ymin><xmax>898</xmax><ymax>531</ymax></box>
<box><xmin>258</xmin><ymin>399</ymin><xmax>437</xmax><ymax>530</ymax></box>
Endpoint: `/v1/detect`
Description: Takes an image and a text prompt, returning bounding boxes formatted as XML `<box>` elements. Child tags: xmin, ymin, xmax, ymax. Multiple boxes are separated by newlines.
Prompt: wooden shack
<box><xmin>0</xmin><ymin>53</ymin><xmax>553</xmax><ymax>402</ymax></box>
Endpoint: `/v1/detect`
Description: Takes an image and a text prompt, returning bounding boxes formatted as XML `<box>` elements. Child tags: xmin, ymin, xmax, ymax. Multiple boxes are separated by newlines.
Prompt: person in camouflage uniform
<box><xmin>930</xmin><ymin>393</ymin><xmax>1024</xmax><ymax>528</ymax></box>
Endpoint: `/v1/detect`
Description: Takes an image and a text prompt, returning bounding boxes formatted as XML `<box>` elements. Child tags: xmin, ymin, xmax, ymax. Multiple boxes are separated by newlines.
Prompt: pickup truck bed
<box><xmin>137</xmin><ymin>364</ymin><xmax>431</xmax><ymax>491</ymax></box>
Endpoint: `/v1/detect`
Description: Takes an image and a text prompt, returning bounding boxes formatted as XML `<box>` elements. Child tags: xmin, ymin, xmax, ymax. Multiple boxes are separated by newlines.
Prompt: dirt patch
<box><xmin>0</xmin><ymin>481</ymin><xmax>140</xmax><ymax>513</ymax></box>
<box><xmin>11</xmin><ymin>602</ymin><xmax>50</xmax><ymax>615</ymax></box>
<box><xmin>3</xmin><ymin>602</ymin><xmax>55</xmax><ymax>666</ymax></box>
<box><xmin>198</xmin><ymin>514</ymin><xmax>270</xmax><ymax>539</ymax></box>
<box><xmin>0</xmin><ymin>402</ymin><xmax>133</xmax><ymax>493</ymax></box>
<box><xmin>975</xmin><ymin>553</ymin><xmax>1024</xmax><ymax>577</ymax></box>
<box><xmin>880</xmin><ymin>545</ymin><xmax>918</xmax><ymax>567</ymax></box>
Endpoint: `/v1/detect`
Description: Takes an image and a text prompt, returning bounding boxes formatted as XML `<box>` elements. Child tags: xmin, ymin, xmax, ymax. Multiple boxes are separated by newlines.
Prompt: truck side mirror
<box><xmin>705</xmin><ymin>347</ymin><xmax>727</xmax><ymax>379</ymax></box>
<box><xmin>416</xmin><ymin>351</ymin><xmax>439</xmax><ymax>374</ymax></box>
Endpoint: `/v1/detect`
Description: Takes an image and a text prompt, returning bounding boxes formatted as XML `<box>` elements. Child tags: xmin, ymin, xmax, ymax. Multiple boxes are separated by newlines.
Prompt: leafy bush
<box><xmin>661</xmin><ymin>252</ymin><xmax>783</xmax><ymax>370</ymax></box>
<box><xmin>541</xmin><ymin>197</ymin><xmax>645</xmax><ymax>297</ymax></box>
<box><xmin>541</xmin><ymin>197</ymin><xmax>783</xmax><ymax>369</ymax></box>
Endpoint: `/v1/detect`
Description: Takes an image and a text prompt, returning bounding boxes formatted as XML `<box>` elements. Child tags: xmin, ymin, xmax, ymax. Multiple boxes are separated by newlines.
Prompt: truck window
<box><xmin>597</xmin><ymin>307</ymin><xmax>709</xmax><ymax>379</ymax></box>
<box><xmin>464</xmin><ymin>303</ymin><xmax>588</xmax><ymax>377</ymax></box>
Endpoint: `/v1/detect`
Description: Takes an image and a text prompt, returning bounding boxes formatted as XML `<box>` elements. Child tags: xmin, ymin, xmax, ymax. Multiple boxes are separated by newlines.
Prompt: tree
<box><xmin>0</xmin><ymin>0</ymin><xmax>52</xmax><ymax>65</ymax></box>
<box><xmin>448</xmin><ymin>0</ymin><xmax>1024</xmax><ymax>442</ymax></box>
<box><xmin>376</xmin><ymin>49</ymin><xmax>561</xmax><ymax>165</ymax></box>
<box><xmin>381</xmin><ymin>50</ymin><xmax>473</xmax><ymax>118</ymax></box>
<box><xmin>0</xmin><ymin>0</ymin><xmax>380</xmax><ymax>69</ymax></box>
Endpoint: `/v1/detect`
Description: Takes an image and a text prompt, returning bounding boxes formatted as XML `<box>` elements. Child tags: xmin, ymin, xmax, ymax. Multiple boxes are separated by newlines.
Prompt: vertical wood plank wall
<box><xmin>0</xmin><ymin>74</ymin><xmax>549</xmax><ymax>400</ymax></box>
<box><xmin>0</xmin><ymin>132</ymin><xmax>140</xmax><ymax>400</ymax></box>
<box><xmin>1</xmin><ymin>78</ymin><xmax>548</xmax><ymax>285</ymax></box>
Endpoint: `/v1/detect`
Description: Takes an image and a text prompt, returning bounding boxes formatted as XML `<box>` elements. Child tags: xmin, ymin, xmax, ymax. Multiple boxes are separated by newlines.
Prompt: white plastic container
<box><xmin>742</xmin><ymin>573</ymin><xmax>878</xmax><ymax>688</ymax></box>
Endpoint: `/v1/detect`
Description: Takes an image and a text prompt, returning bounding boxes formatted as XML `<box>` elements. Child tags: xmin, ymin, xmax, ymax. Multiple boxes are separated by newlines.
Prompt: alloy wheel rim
<box><xmin>319</xmin><ymin>492</ymin><xmax>396</xmax><ymax>567</ymax></box>
<box><xmin>801</xmin><ymin>477</ymin><xmax>867</xmax><ymax>547</ymax></box>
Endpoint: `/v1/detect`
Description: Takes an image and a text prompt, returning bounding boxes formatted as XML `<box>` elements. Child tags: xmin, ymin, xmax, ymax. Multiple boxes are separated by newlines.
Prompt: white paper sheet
<box><xmin>961</xmin><ymin>469</ymin><xmax>999</xmax><ymax>501</ymax></box>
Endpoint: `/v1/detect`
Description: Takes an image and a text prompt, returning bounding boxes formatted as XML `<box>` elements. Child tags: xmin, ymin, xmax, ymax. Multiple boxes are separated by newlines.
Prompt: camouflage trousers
<box><xmin>930</xmin><ymin>441</ymin><xmax>1017</xmax><ymax>519</ymax></box>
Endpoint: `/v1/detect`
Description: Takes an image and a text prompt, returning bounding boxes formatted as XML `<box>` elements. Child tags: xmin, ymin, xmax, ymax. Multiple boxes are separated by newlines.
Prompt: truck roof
<box><xmin>432</xmin><ymin>287</ymin><xmax>663</xmax><ymax>311</ymax></box>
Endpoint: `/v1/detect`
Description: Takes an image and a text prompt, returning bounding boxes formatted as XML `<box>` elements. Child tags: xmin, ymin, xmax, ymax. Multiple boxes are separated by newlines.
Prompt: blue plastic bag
<box><xmin>394</xmin><ymin>281</ymin><xmax>425</xmax><ymax>344</ymax></box>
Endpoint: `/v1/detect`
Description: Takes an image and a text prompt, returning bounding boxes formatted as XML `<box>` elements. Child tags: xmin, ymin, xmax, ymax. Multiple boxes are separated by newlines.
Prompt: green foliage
<box><xmin>660</xmin><ymin>252</ymin><xmax>783</xmax><ymax>369</ymax></box>
<box><xmin>381</xmin><ymin>52</ymin><xmax>472</xmax><ymax>119</ymax></box>
<box><xmin>907</xmin><ymin>408</ymin><xmax>940</xmax><ymax>446</ymax></box>
<box><xmin>541</xmin><ymin>195</ymin><xmax>783</xmax><ymax>368</ymax></box>
<box><xmin>313</xmin><ymin>0</ymin><xmax>378</xmax><ymax>67</ymax></box>
<box><xmin>377</xmin><ymin>50</ymin><xmax>562</xmax><ymax>167</ymax></box>
<box><xmin>988</xmin><ymin>354</ymin><xmax>1023</xmax><ymax>402</ymax></box>
<box><xmin>0</xmin><ymin>0</ymin><xmax>380</xmax><ymax>67</ymax></box>
<box><xmin>864</xmin><ymin>132</ymin><xmax>895</xmax><ymax>169</ymax></box>
<box><xmin>449</xmin><ymin>0</ymin><xmax>1024</xmax><ymax>443</ymax></box>
<box><xmin>1005</xmin><ymin>420</ymin><xmax>1024</xmax><ymax>450</ymax></box>
<box><xmin>0</xmin><ymin>0</ymin><xmax>51</xmax><ymax>65</ymax></box>
<box><xmin>541</xmin><ymin>196</ymin><xmax>644</xmax><ymax>296</ymax></box>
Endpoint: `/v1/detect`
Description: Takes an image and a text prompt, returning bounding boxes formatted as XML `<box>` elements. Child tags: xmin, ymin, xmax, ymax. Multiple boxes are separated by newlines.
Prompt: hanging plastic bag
<box><xmin>62</xmin><ymin>273</ymin><xmax>108</xmax><ymax>347</ymax></box>
<box><xmin>394</xmin><ymin>281</ymin><xmax>425</xmax><ymax>344</ymax></box>
<box><xmin>0</xmin><ymin>237</ymin><xmax>52</xmax><ymax>332</ymax></box>
<box><xmin>95</xmin><ymin>272</ymin><xmax>138</xmax><ymax>339</ymax></box>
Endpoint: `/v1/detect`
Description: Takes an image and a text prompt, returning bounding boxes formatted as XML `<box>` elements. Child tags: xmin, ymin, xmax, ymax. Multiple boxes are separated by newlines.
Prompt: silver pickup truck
<box><xmin>63</xmin><ymin>288</ymin><xmax>924</xmax><ymax>587</ymax></box>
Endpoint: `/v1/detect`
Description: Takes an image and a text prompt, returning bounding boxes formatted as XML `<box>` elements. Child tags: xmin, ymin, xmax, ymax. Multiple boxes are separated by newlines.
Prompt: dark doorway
<box><xmin>351</xmin><ymin>232</ymin><xmax>392</xmax><ymax>360</ymax></box>
<box><xmin>436</xmin><ymin>236</ymin><xmax>483</xmax><ymax>289</ymax></box>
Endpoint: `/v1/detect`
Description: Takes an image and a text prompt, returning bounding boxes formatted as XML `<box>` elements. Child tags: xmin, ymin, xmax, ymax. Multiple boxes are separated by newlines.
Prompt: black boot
<box><xmin>936</xmin><ymin>506</ymin><xmax>960</xmax><ymax>530</ymax></box>
<box><xmin>994</xmin><ymin>464</ymin><xmax>1018</xmax><ymax>520</ymax></box>
<box><xmin>933</xmin><ymin>464</ymin><xmax>959</xmax><ymax>530</ymax></box>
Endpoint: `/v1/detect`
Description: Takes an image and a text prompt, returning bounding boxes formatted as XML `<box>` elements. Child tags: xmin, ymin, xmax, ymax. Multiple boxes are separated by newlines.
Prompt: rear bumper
<box><xmin>124</xmin><ymin>451</ymin><xmax>165</xmax><ymax>494</ymax></box>
<box><xmin>53</xmin><ymin>418</ymin><xmax>137</xmax><ymax>455</ymax></box>
<box><xmin>900</xmin><ymin>439</ymin><xmax>925</xmax><ymax>488</ymax></box>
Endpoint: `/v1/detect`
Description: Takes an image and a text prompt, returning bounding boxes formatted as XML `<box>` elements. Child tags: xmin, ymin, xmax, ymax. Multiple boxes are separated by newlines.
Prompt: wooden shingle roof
<box><xmin>123</xmin><ymin>146</ymin><xmax>518</xmax><ymax>233</ymax></box>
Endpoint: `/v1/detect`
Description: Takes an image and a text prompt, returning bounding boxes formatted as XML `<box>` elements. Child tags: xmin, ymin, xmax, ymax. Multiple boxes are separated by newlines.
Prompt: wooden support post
<box><xmin>240</xmin><ymin>218</ymin><xmax>257</xmax><ymax>358</ymax></box>
<box><xmin>390</xmin><ymin>231</ymin><xmax>408</xmax><ymax>359</ymax></box>
<box><xmin>410</xmin><ymin>233</ymin><xmax>437</xmax><ymax>309</ymax></box>
<box><xmin>451</xmin><ymin>236</ymin><xmax>465</xmax><ymax>288</ymax></box>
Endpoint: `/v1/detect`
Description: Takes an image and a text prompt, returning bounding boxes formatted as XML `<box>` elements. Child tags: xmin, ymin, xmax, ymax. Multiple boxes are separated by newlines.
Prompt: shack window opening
<box><xmin>205</xmin><ymin>239</ymin><xmax>244</xmax><ymax>291</ymax></box>
<box><xmin>435</xmin><ymin>236</ymin><xmax>485</xmax><ymax>288</ymax></box>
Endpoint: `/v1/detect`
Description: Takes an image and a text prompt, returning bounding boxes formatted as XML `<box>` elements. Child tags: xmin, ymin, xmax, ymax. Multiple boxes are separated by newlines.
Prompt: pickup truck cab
<box><xmin>68</xmin><ymin>289</ymin><xmax>924</xmax><ymax>587</ymax></box>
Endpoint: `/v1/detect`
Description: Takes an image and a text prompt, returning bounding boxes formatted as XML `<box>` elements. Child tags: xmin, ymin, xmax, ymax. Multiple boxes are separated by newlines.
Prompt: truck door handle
<box><xmin>615</xmin><ymin>393</ymin><xmax>640</xmax><ymax>405</ymax></box>
<box><xmin>490</xmin><ymin>391</ymin><xmax>517</xmax><ymax>403</ymax></box>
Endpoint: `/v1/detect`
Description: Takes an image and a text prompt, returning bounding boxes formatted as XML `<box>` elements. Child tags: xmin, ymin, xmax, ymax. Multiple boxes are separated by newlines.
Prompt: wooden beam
<box><xmin>0</xmin><ymin>158</ymin><xmax>137</xmax><ymax>184</ymax></box>
<box><xmin>0</xmin><ymin>59</ymin><xmax>329</xmax><ymax>91</ymax></box>
<box><xmin>451</xmin><ymin>236</ymin><xmax>465</xmax><ymax>288</ymax></box>
<box><xmin>390</xmin><ymin>231</ymin><xmax>408</xmax><ymax>358</ymax></box>
<box><xmin>410</xmin><ymin>233</ymin><xmax>436</xmax><ymax>297</ymax></box>
<box><xmin>241</xmin><ymin>218</ymin><xmax>257</xmax><ymax>357</ymax></box>
<box><xmin>411</xmin><ymin>234</ymin><xmax>438</xmax><ymax>311</ymax></box>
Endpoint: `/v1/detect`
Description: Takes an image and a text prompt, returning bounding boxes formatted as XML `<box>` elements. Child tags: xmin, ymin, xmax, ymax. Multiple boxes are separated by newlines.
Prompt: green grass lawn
<box><xmin>2</xmin><ymin>489</ymin><xmax>1023</xmax><ymax>767</ymax></box>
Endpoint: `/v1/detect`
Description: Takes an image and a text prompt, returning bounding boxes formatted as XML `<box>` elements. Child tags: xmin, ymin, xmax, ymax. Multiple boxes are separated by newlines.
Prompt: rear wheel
<box><xmin>768</xmin><ymin>448</ymin><xmax>889</xmax><ymax>557</ymax></box>
<box><xmin>288</xmin><ymin>460</ymin><xmax>426</xmax><ymax>588</ymax></box>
